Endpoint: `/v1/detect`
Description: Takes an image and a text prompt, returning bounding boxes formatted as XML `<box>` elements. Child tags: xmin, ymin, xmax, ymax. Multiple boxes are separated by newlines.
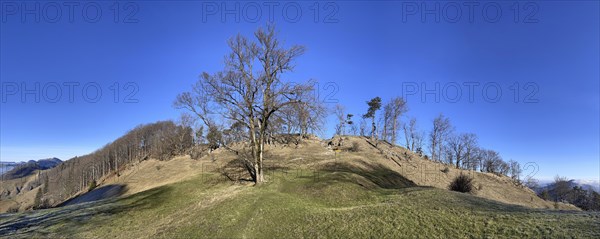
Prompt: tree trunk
<box><xmin>431</xmin><ymin>141</ymin><xmax>437</xmax><ymax>162</ymax></box>
<box><xmin>391</xmin><ymin>116</ymin><xmax>397</xmax><ymax>144</ymax></box>
<box><xmin>382</xmin><ymin>120</ymin><xmax>387</xmax><ymax>142</ymax></box>
<box><xmin>249</xmin><ymin>115</ymin><xmax>262</xmax><ymax>184</ymax></box>
<box><xmin>114</xmin><ymin>150</ymin><xmax>119</xmax><ymax>176</ymax></box>
<box><xmin>258</xmin><ymin>136</ymin><xmax>264</xmax><ymax>183</ymax></box>
<box><xmin>371</xmin><ymin>117</ymin><xmax>376</xmax><ymax>140</ymax></box>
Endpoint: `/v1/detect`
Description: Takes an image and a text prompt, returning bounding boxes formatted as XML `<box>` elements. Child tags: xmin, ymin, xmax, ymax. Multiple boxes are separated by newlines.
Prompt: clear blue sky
<box><xmin>1</xmin><ymin>1</ymin><xmax>598</xmax><ymax>181</ymax></box>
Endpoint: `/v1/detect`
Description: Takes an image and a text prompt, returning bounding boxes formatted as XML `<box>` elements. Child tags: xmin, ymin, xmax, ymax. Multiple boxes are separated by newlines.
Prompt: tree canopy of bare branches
<box><xmin>175</xmin><ymin>25</ymin><xmax>320</xmax><ymax>184</ymax></box>
<box><xmin>334</xmin><ymin>104</ymin><xmax>346</xmax><ymax>135</ymax></box>
<box><xmin>382</xmin><ymin>97</ymin><xmax>407</xmax><ymax>144</ymax></box>
<box><xmin>446</xmin><ymin>133</ymin><xmax>478</xmax><ymax>169</ymax></box>
<box><xmin>429</xmin><ymin>114</ymin><xmax>453</xmax><ymax>162</ymax></box>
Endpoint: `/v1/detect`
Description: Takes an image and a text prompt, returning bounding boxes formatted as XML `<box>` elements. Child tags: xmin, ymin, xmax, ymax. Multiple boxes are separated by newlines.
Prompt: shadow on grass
<box><xmin>318</xmin><ymin>161</ymin><xmax>417</xmax><ymax>190</ymax></box>
<box><xmin>450</xmin><ymin>191</ymin><xmax>538</xmax><ymax>213</ymax></box>
<box><xmin>59</xmin><ymin>185</ymin><xmax>127</xmax><ymax>207</ymax></box>
<box><xmin>0</xmin><ymin>185</ymin><xmax>174</xmax><ymax>238</ymax></box>
<box><xmin>218</xmin><ymin>154</ymin><xmax>294</xmax><ymax>183</ymax></box>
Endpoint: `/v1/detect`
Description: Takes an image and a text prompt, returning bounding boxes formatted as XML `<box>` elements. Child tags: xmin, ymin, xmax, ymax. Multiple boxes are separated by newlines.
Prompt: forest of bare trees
<box><xmin>29</xmin><ymin>121</ymin><xmax>193</xmax><ymax>207</ymax></box>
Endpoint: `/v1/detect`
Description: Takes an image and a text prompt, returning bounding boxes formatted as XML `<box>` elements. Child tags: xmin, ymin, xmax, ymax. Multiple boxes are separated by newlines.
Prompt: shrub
<box><xmin>350</xmin><ymin>142</ymin><xmax>360</xmax><ymax>152</ymax></box>
<box><xmin>33</xmin><ymin>189</ymin><xmax>51</xmax><ymax>210</ymax></box>
<box><xmin>449</xmin><ymin>174</ymin><xmax>474</xmax><ymax>193</ymax></box>
<box><xmin>539</xmin><ymin>190</ymin><xmax>551</xmax><ymax>200</ymax></box>
<box><xmin>34</xmin><ymin>189</ymin><xmax>42</xmax><ymax>207</ymax></box>
<box><xmin>88</xmin><ymin>180</ymin><xmax>97</xmax><ymax>192</ymax></box>
<box><xmin>415</xmin><ymin>147</ymin><xmax>427</xmax><ymax>159</ymax></box>
<box><xmin>441</xmin><ymin>167</ymin><xmax>450</xmax><ymax>174</ymax></box>
<box><xmin>156</xmin><ymin>165</ymin><xmax>162</xmax><ymax>171</ymax></box>
<box><xmin>7</xmin><ymin>205</ymin><xmax>19</xmax><ymax>213</ymax></box>
<box><xmin>190</xmin><ymin>147</ymin><xmax>205</xmax><ymax>160</ymax></box>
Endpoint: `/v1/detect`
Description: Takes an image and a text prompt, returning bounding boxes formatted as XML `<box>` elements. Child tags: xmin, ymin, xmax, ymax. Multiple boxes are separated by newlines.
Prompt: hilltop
<box><xmin>0</xmin><ymin>158</ymin><xmax>61</xmax><ymax>180</ymax></box>
<box><xmin>2</xmin><ymin>136</ymin><xmax>565</xmax><ymax>210</ymax></box>
<box><xmin>2</xmin><ymin>136</ymin><xmax>597</xmax><ymax>238</ymax></box>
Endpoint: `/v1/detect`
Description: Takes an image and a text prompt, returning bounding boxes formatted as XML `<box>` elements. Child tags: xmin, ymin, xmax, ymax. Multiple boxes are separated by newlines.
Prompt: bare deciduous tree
<box><xmin>446</xmin><ymin>134</ymin><xmax>464</xmax><ymax>168</ymax></box>
<box><xmin>508</xmin><ymin>160</ymin><xmax>522</xmax><ymax>181</ymax></box>
<box><xmin>524</xmin><ymin>177</ymin><xmax>539</xmax><ymax>190</ymax></box>
<box><xmin>174</xmin><ymin>82</ymin><xmax>216</xmax><ymax>129</ymax></box>
<box><xmin>480</xmin><ymin>149</ymin><xmax>506</xmax><ymax>175</ymax></box>
<box><xmin>176</xmin><ymin>25</ymin><xmax>315</xmax><ymax>184</ymax></box>
<box><xmin>403</xmin><ymin>117</ymin><xmax>418</xmax><ymax>151</ymax></box>
<box><xmin>295</xmin><ymin>84</ymin><xmax>328</xmax><ymax>138</ymax></box>
<box><xmin>382</xmin><ymin>103</ymin><xmax>392</xmax><ymax>141</ymax></box>
<box><xmin>498</xmin><ymin>160</ymin><xmax>510</xmax><ymax>176</ymax></box>
<box><xmin>177</xmin><ymin>113</ymin><xmax>196</xmax><ymax>152</ymax></box>
<box><xmin>461</xmin><ymin>133</ymin><xmax>478</xmax><ymax>169</ymax></box>
<box><xmin>554</xmin><ymin>175</ymin><xmax>571</xmax><ymax>202</ymax></box>
<box><xmin>334</xmin><ymin>104</ymin><xmax>346</xmax><ymax>135</ymax></box>
<box><xmin>414</xmin><ymin>132</ymin><xmax>425</xmax><ymax>156</ymax></box>
<box><xmin>275</xmin><ymin>83</ymin><xmax>327</xmax><ymax>140</ymax></box>
<box><xmin>480</xmin><ymin>149</ymin><xmax>495</xmax><ymax>173</ymax></box>
<box><xmin>359</xmin><ymin>118</ymin><xmax>366</xmax><ymax>137</ymax></box>
<box><xmin>382</xmin><ymin>97</ymin><xmax>407</xmax><ymax>144</ymax></box>
<box><xmin>429</xmin><ymin>114</ymin><xmax>453</xmax><ymax>162</ymax></box>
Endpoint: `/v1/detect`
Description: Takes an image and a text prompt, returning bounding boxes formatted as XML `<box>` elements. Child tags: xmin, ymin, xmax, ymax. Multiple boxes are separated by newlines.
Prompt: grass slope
<box><xmin>1</xmin><ymin>169</ymin><xmax>599</xmax><ymax>238</ymax></box>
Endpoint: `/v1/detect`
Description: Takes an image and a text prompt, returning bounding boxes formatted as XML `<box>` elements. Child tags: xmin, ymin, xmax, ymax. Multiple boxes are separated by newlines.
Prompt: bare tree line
<box><xmin>30</xmin><ymin>121</ymin><xmax>192</xmax><ymax>207</ymax></box>
<box><xmin>332</xmin><ymin>97</ymin><xmax>522</xmax><ymax>180</ymax></box>
<box><xmin>430</xmin><ymin>114</ymin><xmax>521</xmax><ymax>178</ymax></box>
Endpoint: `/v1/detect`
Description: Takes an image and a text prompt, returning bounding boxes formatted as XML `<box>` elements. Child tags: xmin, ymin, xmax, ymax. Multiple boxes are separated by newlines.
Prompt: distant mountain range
<box><xmin>0</xmin><ymin>162</ymin><xmax>20</xmax><ymax>175</ymax></box>
<box><xmin>535</xmin><ymin>179</ymin><xmax>600</xmax><ymax>193</ymax></box>
<box><xmin>0</xmin><ymin>158</ymin><xmax>62</xmax><ymax>180</ymax></box>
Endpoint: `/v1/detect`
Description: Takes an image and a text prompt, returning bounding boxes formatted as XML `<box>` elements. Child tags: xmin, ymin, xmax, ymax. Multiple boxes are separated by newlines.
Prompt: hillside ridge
<box><xmin>1</xmin><ymin>136</ymin><xmax>597</xmax><ymax>238</ymax></box>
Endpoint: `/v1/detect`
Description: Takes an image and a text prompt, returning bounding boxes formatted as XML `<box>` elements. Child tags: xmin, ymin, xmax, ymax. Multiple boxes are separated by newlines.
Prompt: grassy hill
<box><xmin>1</xmin><ymin>158</ymin><xmax>62</xmax><ymax>181</ymax></box>
<box><xmin>1</xmin><ymin>137</ymin><xmax>598</xmax><ymax>238</ymax></box>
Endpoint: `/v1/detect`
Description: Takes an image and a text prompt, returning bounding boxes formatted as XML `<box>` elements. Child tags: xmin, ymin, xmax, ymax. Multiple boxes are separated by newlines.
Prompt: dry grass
<box><xmin>1</xmin><ymin>170</ymin><xmax>597</xmax><ymax>239</ymax></box>
<box><xmin>101</xmin><ymin>155</ymin><xmax>206</xmax><ymax>196</ymax></box>
<box><xmin>331</xmin><ymin>137</ymin><xmax>578</xmax><ymax>210</ymax></box>
<box><xmin>0</xmin><ymin>174</ymin><xmax>40</xmax><ymax>212</ymax></box>
<box><xmin>0</xmin><ymin>135</ymin><xmax>589</xmax><ymax>238</ymax></box>
<box><xmin>1</xmin><ymin>136</ymin><xmax>576</xmax><ymax>213</ymax></box>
